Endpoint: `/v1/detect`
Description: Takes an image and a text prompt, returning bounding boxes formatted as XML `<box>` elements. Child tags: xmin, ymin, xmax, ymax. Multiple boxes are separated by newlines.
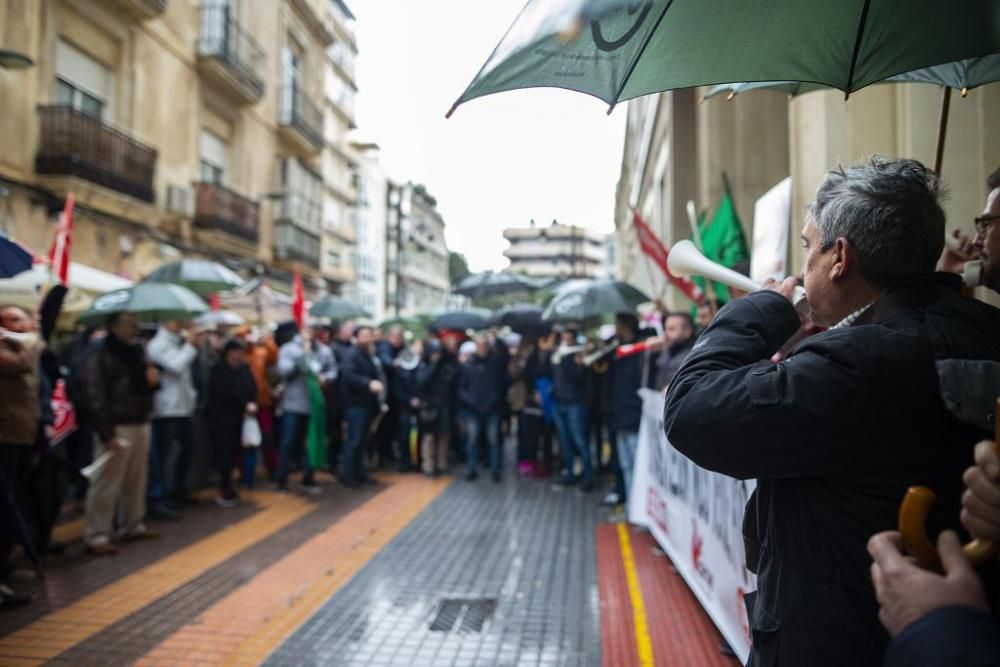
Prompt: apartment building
<box><xmin>502</xmin><ymin>221</ymin><xmax>605</xmax><ymax>280</ymax></box>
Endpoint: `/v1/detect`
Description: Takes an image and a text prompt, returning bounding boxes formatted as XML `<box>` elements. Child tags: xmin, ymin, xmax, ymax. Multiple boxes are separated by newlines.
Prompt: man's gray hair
<box><xmin>808</xmin><ymin>156</ymin><xmax>945</xmax><ymax>289</ymax></box>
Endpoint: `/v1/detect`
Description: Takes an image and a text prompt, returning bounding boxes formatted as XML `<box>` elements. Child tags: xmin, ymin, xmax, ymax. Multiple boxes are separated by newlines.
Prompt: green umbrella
<box><xmin>542</xmin><ymin>279</ymin><xmax>649</xmax><ymax>322</ymax></box>
<box><xmin>309</xmin><ymin>295</ymin><xmax>371</xmax><ymax>321</ymax></box>
<box><xmin>454</xmin><ymin>271</ymin><xmax>542</xmax><ymax>299</ymax></box>
<box><xmin>449</xmin><ymin>0</ymin><xmax>1000</xmax><ymax>115</ymax></box>
<box><xmin>79</xmin><ymin>281</ymin><xmax>209</xmax><ymax>326</ymax></box>
<box><xmin>144</xmin><ymin>260</ymin><xmax>244</xmax><ymax>298</ymax></box>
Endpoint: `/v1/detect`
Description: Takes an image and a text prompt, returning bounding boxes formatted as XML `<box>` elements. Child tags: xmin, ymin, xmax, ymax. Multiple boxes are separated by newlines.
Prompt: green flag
<box><xmin>305</xmin><ymin>373</ymin><xmax>328</xmax><ymax>471</ymax></box>
<box><xmin>692</xmin><ymin>189</ymin><xmax>749</xmax><ymax>305</ymax></box>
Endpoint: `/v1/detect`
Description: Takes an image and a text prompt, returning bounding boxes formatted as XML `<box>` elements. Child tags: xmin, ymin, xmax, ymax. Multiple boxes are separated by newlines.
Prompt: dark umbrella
<box><xmin>428</xmin><ymin>310</ymin><xmax>490</xmax><ymax>332</ymax></box>
<box><xmin>0</xmin><ymin>233</ymin><xmax>35</xmax><ymax>279</ymax></box>
<box><xmin>309</xmin><ymin>295</ymin><xmax>371</xmax><ymax>320</ymax></box>
<box><xmin>454</xmin><ymin>271</ymin><xmax>541</xmax><ymax>299</ymax></box>
<box><xmin>542</xmin><ymin>279</ymin><xmax>650</xmax><ymax>322</ymax></box>
<box><xmin>492</xmin><ymin>303</ymin><xmax>549</xmax><ymax>335</ymax></box>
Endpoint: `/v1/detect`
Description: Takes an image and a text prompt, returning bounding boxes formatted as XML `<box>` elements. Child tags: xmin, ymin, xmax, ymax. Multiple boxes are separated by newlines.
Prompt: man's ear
<box><xmin>829</xmin><ymin>237</ymin><xmax>851</xmax><ymax>282</ymax></box>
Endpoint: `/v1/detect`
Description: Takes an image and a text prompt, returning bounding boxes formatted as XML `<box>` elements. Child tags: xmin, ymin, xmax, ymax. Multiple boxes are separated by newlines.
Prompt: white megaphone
<box><xmin>667</xmin><ymin>240</ymin><xmax>808</xmax><ymax>309</ymax></box>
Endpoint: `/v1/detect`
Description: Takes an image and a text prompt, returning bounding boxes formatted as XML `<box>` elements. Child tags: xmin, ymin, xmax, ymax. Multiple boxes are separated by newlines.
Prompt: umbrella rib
<box><xmin>844</xmin><ymin>0</ymin><xmax>873</xmax><ymax>98</ymax></box>
<box><xmin>606</xmin><ymin>0</ymin><xmax>677</xmax><ymax>114</ymax></box>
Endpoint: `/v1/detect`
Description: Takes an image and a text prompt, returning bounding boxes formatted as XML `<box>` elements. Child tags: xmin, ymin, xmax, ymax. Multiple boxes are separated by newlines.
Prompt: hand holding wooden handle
<box><xmin>899</xmin><ymin>399</ymin><xmax>1000</xmax><ymax>571</ymax></box>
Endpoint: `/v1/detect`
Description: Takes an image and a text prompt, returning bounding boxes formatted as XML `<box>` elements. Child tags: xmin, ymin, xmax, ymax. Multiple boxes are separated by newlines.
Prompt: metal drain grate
<box><xmin>429</xmin><ymin>598</ymin><xmax>498</xmax><ymax>633</ymax></box>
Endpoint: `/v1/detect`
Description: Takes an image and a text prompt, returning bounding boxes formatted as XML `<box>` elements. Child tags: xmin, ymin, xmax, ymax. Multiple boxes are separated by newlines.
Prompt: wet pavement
<box><xmin>0</xmin><ymin>446</ymin><xmax>737</xmax><ymax>666</ymax></box>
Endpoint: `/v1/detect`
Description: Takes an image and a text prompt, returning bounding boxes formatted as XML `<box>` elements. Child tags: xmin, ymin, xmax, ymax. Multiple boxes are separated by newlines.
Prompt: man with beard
<box><xmin>938</xmin><ymin>165</ymin><xmax>1000</xmax><ymax>294</ymax></box>
<box><xmin>664</xmin><ymin>157</ymin><xmax>1000</xmax><ymax>667</ymax></box>
<box><xmin>80</xmin><ymin>312</ymin><xmax>161</xmax><ymax>555</ymax></box>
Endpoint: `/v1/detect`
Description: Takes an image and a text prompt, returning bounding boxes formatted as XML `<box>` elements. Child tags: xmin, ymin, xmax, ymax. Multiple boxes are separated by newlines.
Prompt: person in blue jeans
<box><xmin>339</xmin><ymin>326</ymin><xmax>385</xmax><ymax>488</ymax></box>
<box><xmin>458</xmin><ymin>335</ymin><xmax>509</xmax><ymax>482</ymax></box>
<box><xmin>550</xmin><ymin>326</ymin><xmax>593</xmax><ymax>492</ymax></box>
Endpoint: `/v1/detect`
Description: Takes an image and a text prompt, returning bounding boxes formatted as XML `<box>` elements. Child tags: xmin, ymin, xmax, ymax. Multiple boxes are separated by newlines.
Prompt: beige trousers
<box><xmin>84</xmin><ymin>423</ymin><xmax>150</xmax><ymax>546</ymax></box>
<box><xmin>421</xmin><ymin>433</ymin><xmax>450</xmax><ymax>474</ymax></box>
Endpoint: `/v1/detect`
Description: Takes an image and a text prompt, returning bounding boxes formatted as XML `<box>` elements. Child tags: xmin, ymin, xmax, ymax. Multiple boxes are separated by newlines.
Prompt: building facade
<box><xmin>503</xmin><ymin>221</ymin><xmax>605</xmax><ymax>280</ymax></box>
<box><xmin>385</xmin><ymin>182</ymin><xmax>449</xmax><ymax>318</ymax></box>
<box><xmin>0</xmin><ymin>0</ymin><xmax>350</xmax><ymax>293</ymax></box>
<box><xmin>349</xmin><ymin>142</ymin><xmax>387</xmax><ymax>321</ymax></box>
<box><xmin>318</xmin><ymin>0</ymin><xmax>357</xmax><ymax>292</ymax></box>
<box><xmin>616</xmin><ymin>84</ymin><xmax>1000</xmax><ymax>310</ymax></box>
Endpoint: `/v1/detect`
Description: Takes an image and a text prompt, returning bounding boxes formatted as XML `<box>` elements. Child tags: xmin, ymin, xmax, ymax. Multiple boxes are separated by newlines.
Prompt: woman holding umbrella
<box><xmin>206</xmin><ymin>339</ymin><xmax>257</xmax><ymax>507</ymax></box>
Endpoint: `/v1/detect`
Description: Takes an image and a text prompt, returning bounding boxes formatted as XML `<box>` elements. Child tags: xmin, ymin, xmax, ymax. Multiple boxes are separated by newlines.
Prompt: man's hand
<box><xmin>369</xmin><ymin>380</ymin><xmax>384</xmax><ymax>395</ymax></box>
<box><xmin>246</xmin><ymin>402</ymin><xmax>258</xmax><ymax>416</ymax></box>
<box><xmin>961</xmin><ymin>440</ymin><xmax>1000</xmax><ymax>541</ymax></box>
<box><xmin>938</xmin><ymin>230</ymin><xmax>981</xmax><ymax>274</ymax></box>
<box><xmin>410</xmin><ymin>398</ymin><xmax>420</xmax><ymax>409</ymax></box>
<box><xmin>146</xmin><ymin>364</ymin><xmax>161</xmax><ymax>388</ymax></box>
<box><xmin>867</xmin><ymin>530</ymin><xmax>989</xmax><ymax>637</ymax></box>
<box><xmin>44</xmin><ymin>425</ymin><xmax>56</xmax><ymax>440</ymax></box>
<box><xmin>104</xmin><ymin>436</ymin><xmax>126</xmax><ymax>451</ymax></box>
<box><xmin>761</xmin><ymin>276</ymin><xmax>799</xmax><ymax>305</ymax></box>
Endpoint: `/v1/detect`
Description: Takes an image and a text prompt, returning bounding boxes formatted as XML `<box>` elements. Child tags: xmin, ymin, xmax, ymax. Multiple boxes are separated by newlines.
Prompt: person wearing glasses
<box><xmin>938</xmin><ymin>166</ymin><xmax>1000</xmax><ymax>293</ymax></box>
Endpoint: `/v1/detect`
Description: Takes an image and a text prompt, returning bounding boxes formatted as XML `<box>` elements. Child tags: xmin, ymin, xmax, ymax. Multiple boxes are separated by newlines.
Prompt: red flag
<box><xmin>209</xmin><ymin>293</ymin><xmax>221</xmax><ymax>311</ymax></box>
<box><xmin>49</xmin><ymin>194</ymin><xmax>74</xmax><ymax>286</ymax></box>
<box><xmin>632</xmin><ymin>209</ymin><xmax>705</xmax><ymax>305</ymax></box>
<box><xmin>292</xmin><ymin>269</ymin><xmax>305</xmax><ymax>330</ymax></box>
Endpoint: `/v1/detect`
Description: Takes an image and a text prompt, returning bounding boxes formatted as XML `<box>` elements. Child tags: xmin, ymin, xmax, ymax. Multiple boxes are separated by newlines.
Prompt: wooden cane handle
<box><xmin>899</xmin><ymin>400</ymin><xmax>1000</xmax><ymax>569</ymax></box>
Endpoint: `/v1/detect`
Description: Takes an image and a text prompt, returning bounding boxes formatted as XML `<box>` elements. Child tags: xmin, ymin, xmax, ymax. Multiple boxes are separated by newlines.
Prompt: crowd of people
<box><xmin>0</xmin><ymin>155</ymin><xmax>998</xmax><ymax>667</ymax></box>
<box><xmin>0</xmin><ymin>280</ymin><xmax>700</xmax><ymax>611</ymax></box>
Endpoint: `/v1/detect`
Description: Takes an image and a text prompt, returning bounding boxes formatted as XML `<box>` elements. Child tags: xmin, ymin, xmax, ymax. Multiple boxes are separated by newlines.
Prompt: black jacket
<box><xmin>206</xmin><ymin>361</ymin><xmax>257</xmax><ymax>427</ymax></box>
<box><xmin>458</xmin><ymin>352</ymin><xmax>510</xmax><ymax>416</ymax></box>
<box><xmin>608</xmin><ymin>334</ymin><xmax>656</xmax><ymax>434</ymax></box>
<box><xmin>417</xmin><ymin>354</ymin><xmax>460</xmax><ymax>433</ymax></box>
<box><xmin>663</xmin><ymin>275</ymin><xmax>1000</xmax><ymax>667</ymax></box>
<box><xmin>340</xmin><ymin>346</ymin><xmax>382</xmax><ymax>413</ymax></box>
<box><xmin>653</xmin><ymin>338</ymin><xmax>693</xmax><ymax>391</ymax></box>
<box><xmin>79</xmin><ymin>334</ymin><xmax>155</xmax><ymax>442</ymax></box>
<box><xmin>551</xmin><ymin>352</ymin><xmax>588</xmax><ymax>405</ymax></box>
<box><xmin>885</xmin><ymin>606</ymin><xmax>1000</xmax><ymax>667</ymax></box>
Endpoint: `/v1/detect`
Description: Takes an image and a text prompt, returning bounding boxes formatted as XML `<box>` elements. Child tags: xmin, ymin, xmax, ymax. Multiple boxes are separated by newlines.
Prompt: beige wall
<box><xmin>0</xmin><ymin>0</ymin><xmax>332</xmax><ymax>285</ymax></box>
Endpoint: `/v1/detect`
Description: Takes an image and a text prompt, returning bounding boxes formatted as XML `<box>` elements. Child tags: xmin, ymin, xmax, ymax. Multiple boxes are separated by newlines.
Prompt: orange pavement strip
<box><xmin>137</xmin><ymin>473</ymin><xmax>452</xmax><ymax>667</ymax></box>
<box><xmin>0</xmin><ymin>491</ymin><xmax>313</xmax><ymax>663</ymax></box>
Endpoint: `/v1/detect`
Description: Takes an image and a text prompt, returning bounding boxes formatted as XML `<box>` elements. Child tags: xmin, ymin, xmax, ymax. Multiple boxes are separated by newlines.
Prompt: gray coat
<box><xmin>277</xmin><ymin>337</ymin><xmax>337</xmax><ymax>415</ymax></box>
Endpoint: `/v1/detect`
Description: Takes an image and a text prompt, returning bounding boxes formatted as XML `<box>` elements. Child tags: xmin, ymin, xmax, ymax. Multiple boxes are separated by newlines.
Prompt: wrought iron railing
<box><xmin>193</xmin><ymin>182</ymin><xmax>260</xmax><ymax>243</ymax></box>
<box><xmin>35</xmin><ymin>105</ymin><xmax>157</xmax><ymax>203</ymax></box>
<box><xmin>278</xmin><ymin>84</ymin><xmax>323</xmax><ymax>149</ymax></box>
<box><xmin>198</xmin><ymin>3</ymin><xmax>265</xmax><ymax>100</ymax></box>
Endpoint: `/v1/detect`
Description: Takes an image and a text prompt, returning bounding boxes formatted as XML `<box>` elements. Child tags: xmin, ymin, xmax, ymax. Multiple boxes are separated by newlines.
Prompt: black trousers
<box><xmin>0</xmin><ymin>443</ymin><xmax>34</xmax><ymax>577</ymax></box>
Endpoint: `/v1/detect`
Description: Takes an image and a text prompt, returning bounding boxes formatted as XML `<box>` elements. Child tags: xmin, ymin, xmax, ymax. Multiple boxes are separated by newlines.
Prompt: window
<box><xmin>55</xmin><ymin>40</ymin><xmax>112</xmax><ymax>120</ymax></box>
<box><xmin>199</xmin><ymin>129</ymin><xmax>229</xmax><ymax>185</ymax></box>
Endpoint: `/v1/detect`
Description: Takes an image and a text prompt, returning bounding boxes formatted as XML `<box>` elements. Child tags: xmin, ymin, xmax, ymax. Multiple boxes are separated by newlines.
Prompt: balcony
<box><xmin>193</xmin><ymin>182</ymin><xmax>259</xmax><ymax>244</ymax></box>
<box><xmin>102</xmin><ymin>0</ymin><xmax>167</xmax><ymax>21</ymax></box>
<box><xmin>274</xmin><ymin>221</ymin><xmax>321</xmax><ymax>268</ymax></box>
<box><xmin>278</xmin><ymin>85</ymin><xmax>323</xmax><ymax>154</ymax></box>
<box><xmin>197</xmin><ymin>5</ymin><xmax>265</xmax><ymax>105</ymax></box>
<box><xmin>35</xmin><ymin>105</ymin><xmax>157</xmax><ymax>203</ymax></box>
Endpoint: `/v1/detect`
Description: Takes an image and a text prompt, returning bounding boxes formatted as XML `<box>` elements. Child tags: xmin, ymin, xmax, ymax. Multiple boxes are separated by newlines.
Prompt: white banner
<box><xmin>629</xmin><ymin>388</ymin><xmax>756</xmax><ymax>664</ymax></box>
<box><xmin>750</xmin><ymin>177</ymin><xmax>792</xmax><ymax>285</ymax></box>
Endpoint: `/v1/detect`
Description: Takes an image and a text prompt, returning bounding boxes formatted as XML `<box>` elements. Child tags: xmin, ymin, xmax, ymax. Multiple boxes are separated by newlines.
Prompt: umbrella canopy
<box><xmin>144</xmin><ymin>260</ymin><xmax>244</xmax><ymax>298</ymax></box>
<box><xmin>309</xmin><ymin>295</ymin><xmax>371</xmax><ymax>321</ymax></box>
<box><xmin>78</xmin><ymin>281</ymin><xmax>208</xmax><ymax>326</ymax></box>
<box><xmin>428</xmin><ymin>310</ymin><xmax>490</xmax><ymax>332</ymax></box>
<box><xmin>492</xmin><ymin>303</ymin><xmax>550</xmax><ymax>335</ymax></box>
<box><xmin>454</xmin><ymin>271</ymin><xmax>541</xmax><ymax>299</ymax></box>
<box><xmin>194</xmin><ymin>309</ymin><xmax>245</xmax><ymax>328</ymax></box>
<box><xmin>0</xmin><ymin>233</ymin><xmax>35</xmax><ymax>279</ymax></box>
<box><xmin>450</xmin><ymin>0</ymin><xmax>1000</xmax><ymax>114</ymax></box>
<box><xmin>542</xmin><ymin>279</ymin><xmax>649</xmax><ymax>322</ymax></box>
<box><xmin>704</xmin><ymin>55</ymin><xmax>1000</xmax><ymax>100</ymax></box>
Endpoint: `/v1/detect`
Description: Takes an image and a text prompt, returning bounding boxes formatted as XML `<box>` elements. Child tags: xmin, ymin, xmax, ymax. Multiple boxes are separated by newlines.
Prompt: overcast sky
<box><xmin>351</xmin><ymin>1</ymin><xmax>627</xmax><ymax>272</ymax></box>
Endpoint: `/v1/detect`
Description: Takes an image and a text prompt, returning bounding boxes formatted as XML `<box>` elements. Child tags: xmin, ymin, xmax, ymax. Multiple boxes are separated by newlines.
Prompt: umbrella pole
<box><xmin>933</xmin><ymin>85</ymin><xmax>952</xmax><ymax>177</ymax></box>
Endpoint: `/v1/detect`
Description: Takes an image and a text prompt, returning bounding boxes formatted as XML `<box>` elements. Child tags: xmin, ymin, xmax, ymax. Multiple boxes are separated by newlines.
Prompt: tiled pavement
<box><xmin>265</xmin><ymin>471</ymin><xmax>604</xmax><ymax>667</ymax></box>
<box><xmin>0</xmin><ymin>452</ymin><xmax>739</xmax><ymax>666</ymax></box>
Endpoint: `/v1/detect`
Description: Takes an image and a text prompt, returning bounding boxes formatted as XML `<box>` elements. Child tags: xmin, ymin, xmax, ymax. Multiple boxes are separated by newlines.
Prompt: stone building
<box><xmin>0</xmin><ymin>0</ymin><xmax>356</xmax><ymax>291</ymax></box>
<box><xmin>503</xmin><ymin>221</ymin><xmax>605</xmax><ymax>281</ymax></box>
<box><xmin>385</xmin><ymin>182</ymin><xmax>449</xmax><ymax>318</ymax></box>
<box><xmin>616</xmin><ymin>84</ymin><xmax>1000</xmax><ymax>308</ymax></box>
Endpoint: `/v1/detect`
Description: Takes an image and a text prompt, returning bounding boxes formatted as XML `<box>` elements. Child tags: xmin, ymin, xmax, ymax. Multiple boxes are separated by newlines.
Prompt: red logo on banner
<box><xmin>647</xmin><ymin>487</ymin><xmax>669</xmax><ymax>535</ymax></box>
<box><xmin>691</xmin><ymin>518</ymin><xmax>715</xmax><ymax>590</ymax></box>
<box><xmin>50</xmin><ymin>379</ymin><xmax>77</xmax><ymax>444</ymax></box>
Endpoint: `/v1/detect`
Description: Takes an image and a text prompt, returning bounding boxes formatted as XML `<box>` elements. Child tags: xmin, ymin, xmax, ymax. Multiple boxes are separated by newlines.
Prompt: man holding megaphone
<box><xmin>663</xmin><ymin>156</ymin><xmax>1000</xmax><ymax>667</ymax></box>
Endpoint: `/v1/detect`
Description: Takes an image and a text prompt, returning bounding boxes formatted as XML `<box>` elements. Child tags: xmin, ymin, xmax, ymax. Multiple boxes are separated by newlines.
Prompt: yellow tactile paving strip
<box><xmin>0</xmin><ymin>491</ymin><xmax>313</xmax><ymax>663</ymax></box>
<box><xmin>136</xmin><ymin>474</ymin><xmax>452</xmax><ymax>667</ymax></box>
